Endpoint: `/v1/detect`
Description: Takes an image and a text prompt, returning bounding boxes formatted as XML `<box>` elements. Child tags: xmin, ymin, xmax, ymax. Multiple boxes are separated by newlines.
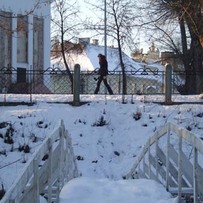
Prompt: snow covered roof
<box><xmin>51</xmin><ymin>44</ymin><xmax>163</xmax><ymax>72</ymax></box>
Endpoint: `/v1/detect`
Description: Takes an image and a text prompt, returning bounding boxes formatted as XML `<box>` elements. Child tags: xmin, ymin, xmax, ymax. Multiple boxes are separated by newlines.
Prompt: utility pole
<box><xmin>104</xmin><ymin>0</ymin><xmax>107</xmax><ymax>58</ymax></box>
<box><xmin>85</xmin><ymin>0</ymin><xmax>107</xmax><ymax>57</ymax></box>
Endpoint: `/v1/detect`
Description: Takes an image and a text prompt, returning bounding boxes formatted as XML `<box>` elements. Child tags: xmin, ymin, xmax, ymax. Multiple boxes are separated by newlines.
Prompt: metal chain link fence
<box><xmin>0</xmin><ymin>66</ymin><xmax>171</xmax><ymax>95</ymax></box>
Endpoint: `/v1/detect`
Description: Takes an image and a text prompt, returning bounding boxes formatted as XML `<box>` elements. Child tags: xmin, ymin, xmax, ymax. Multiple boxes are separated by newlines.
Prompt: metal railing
<box><xmin>0</xmin><ymin>66</ymin><xmax>166</xmax><ymax>95</ymax></box>
<box><xmin>1</xmin><ymin>65</ymin><xmax>203</xmax><ymax>105</ymax></box>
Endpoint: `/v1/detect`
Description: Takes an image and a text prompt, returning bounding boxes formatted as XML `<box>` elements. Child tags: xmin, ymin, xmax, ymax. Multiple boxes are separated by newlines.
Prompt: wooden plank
<box><xmin>137</xmin><ymin>168</ymin><xmax>148</xmax><ymax>179</ymax></box>
<box><xmin>33</xmin><ymin>158</ymin><xmax>39</xmax><ymax>203</ymax></box>
<box><xmin>168</xmin><ymin>143</ymin><xmax>193</xmax><ymax>186</ymax></box>
<box><xmin>126</xmin><ymin>122</ymin><xmax>203</xmax><ymax>202</ymax></box>
<box><xmin>143</xmin><ymin>162</ymin><xmax>157</xmax><ymax>182</ymax></box>
<box><xmin>169</xmin><ymin>187</ymin><xmax>193</xmax><ymax>195</ymax></box>
<box><xmin>149</xmin><ymin>125</ymin><xmax>168</xmax><ymax>146</ymax></box>
<box><xmin>126</xmin><ymin>139</ymin><xmax>150</xmax><ymax>178</ymax></box>
<box><xmin>143</xmin><ymin>157</ymin><xmax>149</xmax><ymax>179</ymax></box>
<box><xmin>47</xmin><ymin>138</ymin><xmax>53</xmax><ymax>203</ymax></box>
<box><xmin>197</xmin><ymin>164</ymin><xmax>203</xmax><ymax>197</ymax></box>
<box><xmin>156</xmin><ymin>145</ymin><xmax>188</xmax><ymax>187</ymax></box>
<box><xmin>149</xmin><ymin>153</ymin><xmax>177</xmax><ymax>187</ymax></box>
<box><xmin>126</xmin><ymin>125</ymin><xmax>168</xmax><ymax>178</ymax></box>
<box><xmin>0</xmin><ymin>120</ymin><xmax>79</xmax><ymax>203</ymax></box>
<box><xmin>166</xmin><ymin>125</ymin><xmax>170</xmax><ymax>191</ymax></box>
<box><xmin>148</xmin><ymin>169</ymin><xmax>156</xmax><ymax>182</ymax></box>
<box><xmin>169</xmin><ymin>123</ymin><xmax>203</xmax><ymax>154</ymax></box>
<box><xmin>178</xmin><ymin>134</ymin><xmax>182</xmax><ymax>200</ymax></box>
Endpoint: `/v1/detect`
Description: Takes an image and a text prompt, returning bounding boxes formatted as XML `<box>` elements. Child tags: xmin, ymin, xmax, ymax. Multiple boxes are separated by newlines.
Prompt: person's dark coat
<box><xmin>94</xmin><ymin>54</ymin><xmax>113</xmax><ymax>95</ymax></box>
<box><xmin>98</xmin><ymin>55</ymin><xmax>108</xmax><ymax>76</ymax></box>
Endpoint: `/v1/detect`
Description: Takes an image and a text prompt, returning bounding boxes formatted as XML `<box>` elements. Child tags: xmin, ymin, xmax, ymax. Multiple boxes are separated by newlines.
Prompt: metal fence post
<box><xmin>164</xmin><ymin>63</ymin><xmax>172</xmax><ymax>104</ymax></box>
<box><xmin>73</xmin><ymin>64</ymin><xmax>80</xmax><ymax>106</ymax></box>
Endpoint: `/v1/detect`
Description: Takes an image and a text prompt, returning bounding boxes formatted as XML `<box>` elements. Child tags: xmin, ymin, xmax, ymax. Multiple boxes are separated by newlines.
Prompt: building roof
<box><xmin>51</xmin><ymin>43</ymin><xmax>149</xmax><ymax>72</ymax></box>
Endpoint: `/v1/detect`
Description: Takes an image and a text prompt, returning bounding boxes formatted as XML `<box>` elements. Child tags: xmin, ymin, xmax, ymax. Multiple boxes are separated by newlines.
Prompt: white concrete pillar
<box><xmin>11</xmin><ymin>16</ymin><xmax>17</xmax><ymax>83</ymax></box>
<box><xmin>11</xmin><ymin>16</ymin><xmax>17</xmax><ymax>70</ymax></box>
<box><xmin>28</xmin><ymin>14</ymin><xmax>34</xmax><ymax>72</ymax></box>
<box><xmin>43</xmin><ymin>14</ymin><xmax>51</xmax><ymax>70</ymax></box>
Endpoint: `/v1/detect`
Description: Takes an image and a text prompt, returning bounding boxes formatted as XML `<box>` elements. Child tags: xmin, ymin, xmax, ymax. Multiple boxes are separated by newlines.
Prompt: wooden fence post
<box><xmin>166</xmin><ymin>123</ymin><xmax>170</xmax><ymax>191</ymax></box>
<box><xmin>33</xmin><ymin>158</ymin><xmax>40</xmax><ymax>203</ymax></box>
<box><xmin>178</xmin><ymin>131</ymin><xmax>182</xmax><ymax>202</ymax></box>
<box><xmin>47</xmin><ymin>138</ymin><xmax>53</xmax><ymax>203</ymax></box>
<box><xmin>193</xmin><ymin>147</ymin><xmax>198</xmax><ymax>203</ymax></box>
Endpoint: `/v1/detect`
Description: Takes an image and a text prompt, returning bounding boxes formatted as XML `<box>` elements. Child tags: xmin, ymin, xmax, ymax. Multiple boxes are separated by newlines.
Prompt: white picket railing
<box><xmin>126</xmin><ymin>122</ymin><xmax>203</xmax><ymax>203</ymax></box>
<box><xmin>0</xmin><ymin>120</ymin><xmax>78</xmax><ymax>203</ymax></box>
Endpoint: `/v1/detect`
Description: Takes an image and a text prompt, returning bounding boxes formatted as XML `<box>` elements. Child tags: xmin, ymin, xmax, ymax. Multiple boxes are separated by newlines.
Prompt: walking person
<box><xmin>94</xmin><ymin>53</ymin><xmax>113</xmax><ymax>95</ymax></box>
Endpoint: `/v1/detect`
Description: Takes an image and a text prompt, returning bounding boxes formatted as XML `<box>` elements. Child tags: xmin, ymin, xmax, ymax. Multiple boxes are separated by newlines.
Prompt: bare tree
<box><xmin>0</xmin><ymin>0</ymin><xmax>46</xmax><ymax>21</ymax></box>
<box><xmin>107</xmin><ymin>0</ymin><xmax>141</xmax><ymax>94</ymax></box>
<box><xmin>142</xmin><ymin>0</ymin><xmax>203</xmax><ymax>94</ymax></box>
<box><xmin>51</xmin><ymin>0</ymin><xmax>83</xmax><ymax>92</ymax></box>
<box><xmin>85</xmin><ymin>0</ymin><xmax>140</xmax><ymax>95</ymax></box>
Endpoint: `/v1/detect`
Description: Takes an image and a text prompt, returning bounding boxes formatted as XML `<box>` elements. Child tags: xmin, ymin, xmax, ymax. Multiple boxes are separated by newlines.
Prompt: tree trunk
<box><xmin>187</xmin><ymin>0</ymin><xmax>203</xmax><ymax>93</ymax></box>
<box><xmin>190</xmin><ymin>37</ymin><xmax>203</xmax><ymax>94</ymax></box>
<box><xmin>181</xmin><ymin>0</ymin><xmax>203</xmax><ymax>94</ymax></box>
<box><xmin>178</xmin><ymin>17</ymin><xmax>195</xmax><ymax>94</ymax></box>
<box><xmin>117</xmin><ymin>37</ymin><xmax>126</xmax><ymax>95</ymax></box>
<box><xmin>61</xmin><ymin>28</ymin><xmax>73</xmax><ymax>93</ymax></box>
<box><xmin>61</xmin><ymin>41</ymin><xmax>73</xmax><ymax>91</ymax></box>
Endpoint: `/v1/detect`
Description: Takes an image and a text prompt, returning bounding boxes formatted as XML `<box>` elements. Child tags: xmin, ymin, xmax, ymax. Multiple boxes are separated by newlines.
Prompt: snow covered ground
<box><xmin>0</xmin><ymin>94</ymin><xmax>203</xmax><ymax>202</ymax></box>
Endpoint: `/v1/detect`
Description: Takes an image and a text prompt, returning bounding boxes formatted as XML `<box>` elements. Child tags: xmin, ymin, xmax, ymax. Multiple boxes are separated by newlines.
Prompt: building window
<box><xmin>17</xmin><ymin>15</ymin><xmax>28</xmax><ymax>63</ymax></box>
<box><xmin>0</xmin><ymin>11</ymin><xmax>12</xmax><ymax>67</ymax></box>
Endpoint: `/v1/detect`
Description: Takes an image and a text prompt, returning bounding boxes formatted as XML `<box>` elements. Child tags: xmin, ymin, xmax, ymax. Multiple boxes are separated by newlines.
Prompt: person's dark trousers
<box><xmin>94</xmin><ymin>76</ymin><xmax>113</xmax><ymax>95</ymax></box>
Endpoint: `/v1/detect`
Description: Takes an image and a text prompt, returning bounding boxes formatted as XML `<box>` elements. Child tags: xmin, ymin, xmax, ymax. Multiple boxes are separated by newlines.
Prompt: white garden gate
<box><xmin>0</xmin><ymin>120</ymin><xmax>78</xmax><ymax>203</ymax></box>
<box><xmin>126</xmin><ymin>122</ymin><xmax>203</xmax><ymax>203</ymax></box>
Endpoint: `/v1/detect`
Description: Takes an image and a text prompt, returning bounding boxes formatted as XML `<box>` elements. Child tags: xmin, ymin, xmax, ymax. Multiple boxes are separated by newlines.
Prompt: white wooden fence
<box><xmin>0</xmin><ymin>120</ymin><xmax>78</xmax><ymax>203</ymax></box>
<box><xmin>126</xmin><ymin>122</ymin><xmax>203</xmax><ymax>203</ymax></box>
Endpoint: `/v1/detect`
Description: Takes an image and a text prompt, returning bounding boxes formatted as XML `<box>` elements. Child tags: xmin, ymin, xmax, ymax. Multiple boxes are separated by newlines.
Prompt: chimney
<box><xmin>92</xmin><ymin>39</ymin><xmax>99</xmax><ymax>45</ymax></box>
